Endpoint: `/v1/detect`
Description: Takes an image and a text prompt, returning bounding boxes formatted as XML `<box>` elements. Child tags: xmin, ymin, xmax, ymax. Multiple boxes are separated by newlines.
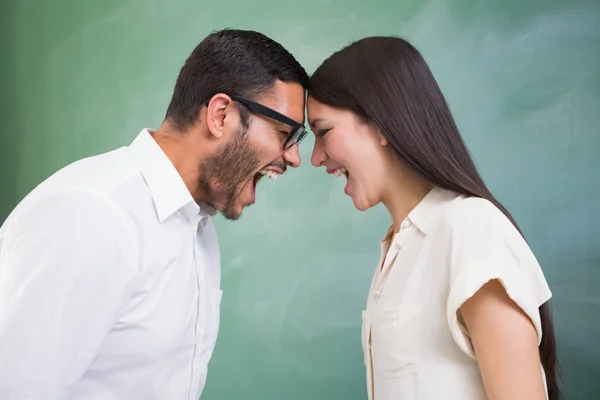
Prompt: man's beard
<box><xmin>198</xmin><ymin>124</ymin><xmax>262</xmax><ymax>221</ymax></box>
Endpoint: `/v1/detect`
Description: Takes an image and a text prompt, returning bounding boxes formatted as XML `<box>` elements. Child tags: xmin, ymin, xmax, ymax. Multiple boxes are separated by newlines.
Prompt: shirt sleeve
<box><xmin>0</xmin><ymin>192</ymin><xmax>137</xmax><ymax>398</ymax></box>
<box><xmin>445</xmin><ymin>198</ymin><xmax>552</xmax><ymax>359</ymax></box>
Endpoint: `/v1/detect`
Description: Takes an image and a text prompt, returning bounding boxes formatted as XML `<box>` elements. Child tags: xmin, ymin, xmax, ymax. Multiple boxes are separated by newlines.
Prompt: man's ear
<box><xmin>206</xmin><ymin>94</ymin><xmax>234</xmax><ymax>139</ymax></box>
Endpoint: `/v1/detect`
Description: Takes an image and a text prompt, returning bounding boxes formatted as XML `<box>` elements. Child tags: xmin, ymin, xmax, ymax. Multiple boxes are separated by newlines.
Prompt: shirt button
<box><xmin>400</xmin><ymin>219</ymin><xmax>411</xmax><ymax>230</ymax></box>
<box><xmin>375</xmin><ymin>289</ymin><xmax>382</xmax><ymax>298</ymax></box>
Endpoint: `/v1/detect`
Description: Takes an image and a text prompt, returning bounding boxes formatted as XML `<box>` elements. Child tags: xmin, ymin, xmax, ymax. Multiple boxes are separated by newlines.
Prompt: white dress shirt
<box><xmin>0</xmin><ymin>129</ymin><xmax>222</xmax><ymax>400</ymax></box>
<box><xmin>362</xmin><ymin>187</ymin><xmax>552</xmax><ymax>400</ymax></box>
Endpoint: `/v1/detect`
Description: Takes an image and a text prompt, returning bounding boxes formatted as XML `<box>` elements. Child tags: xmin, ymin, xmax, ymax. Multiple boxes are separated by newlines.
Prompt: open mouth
<box><xmin>332</xmin><ymin>167</ymin><xmax>349</xmax><ymax>179</ymax></box>
<box><xmin>259</xmin><ymin>169</ymin><xmax>281</xmax><ymax>180</ymax></box>
<box><xmin>250</xmin><ymin>167</ymin><xmax>284</xmax><ymax>203</ymax></box>
<box><xmin>331</xmin><ymin>166</ymin><xmax>352</xmax><ymax>196</ymax></box>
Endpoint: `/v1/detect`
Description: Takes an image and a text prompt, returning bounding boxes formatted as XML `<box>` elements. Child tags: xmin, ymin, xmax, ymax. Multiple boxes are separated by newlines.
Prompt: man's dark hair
<box><xmin>165</xmin><ymin>28</ymin><xmax>309</xmax><ymax>132</ymax></box>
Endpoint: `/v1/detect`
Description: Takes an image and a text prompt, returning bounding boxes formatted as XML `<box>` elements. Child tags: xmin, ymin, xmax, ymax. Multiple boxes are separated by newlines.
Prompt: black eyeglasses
<box><xmin>230</xmin><ymin>95</ymin><xmax>306</xmax><ymax>149</ymax></box>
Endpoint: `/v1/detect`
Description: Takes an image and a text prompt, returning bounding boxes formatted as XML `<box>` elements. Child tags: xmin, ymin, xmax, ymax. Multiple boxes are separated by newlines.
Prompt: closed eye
<box><xmin>317</xmin><ymin>128</ymin><xmax>332</xmax><ymax>137</ymax></box>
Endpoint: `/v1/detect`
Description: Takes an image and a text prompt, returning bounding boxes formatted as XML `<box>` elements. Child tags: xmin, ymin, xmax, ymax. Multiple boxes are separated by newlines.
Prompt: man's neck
<box><xmin>153</xmin><ymin>123</ymin><xmax>203</xmax><ymax>199</ymax></box>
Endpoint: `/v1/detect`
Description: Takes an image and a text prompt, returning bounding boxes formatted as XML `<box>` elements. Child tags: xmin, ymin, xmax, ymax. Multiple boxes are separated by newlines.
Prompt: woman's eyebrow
<box><xmin>310</xmin><ymin>118</ymin><xmax>325</xmax><ymax>129</ymax></box>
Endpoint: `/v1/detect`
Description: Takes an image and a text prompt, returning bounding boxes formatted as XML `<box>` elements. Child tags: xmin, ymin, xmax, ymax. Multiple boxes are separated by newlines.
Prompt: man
<box><xmin>0</xmin><ymin>29</ymin><xmax>308</xmax><ymax>399</ymax></box>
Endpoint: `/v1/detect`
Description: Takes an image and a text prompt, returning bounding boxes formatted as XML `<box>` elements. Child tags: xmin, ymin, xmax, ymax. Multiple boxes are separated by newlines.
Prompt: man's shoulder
<box><xmin>53</xmin><ymin>146</ymin><xmax>138</xmax><ymax>193</ymax></box>
<box><xmin>23</xmin><ymin>145</ymin><xmax>147</xmax><ymax>208</ymax></box>
<box><xmin>4</xmin><ymin>145</ymin><xmax>147</xmax><ymax>229</ymax></box>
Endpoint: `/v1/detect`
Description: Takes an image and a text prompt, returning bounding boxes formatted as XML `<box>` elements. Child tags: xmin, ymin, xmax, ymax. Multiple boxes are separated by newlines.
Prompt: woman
<box><xmin>307</xmin><ymin>37</ymin><xmax>560</xmax><ymax>400</ymax></box>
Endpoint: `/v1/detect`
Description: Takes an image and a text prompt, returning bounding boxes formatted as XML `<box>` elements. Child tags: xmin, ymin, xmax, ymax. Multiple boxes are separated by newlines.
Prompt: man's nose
<box><xmin>283</xmin><ymin>143</ymin><xmax>301</xmax><ymax>168</ymax></box>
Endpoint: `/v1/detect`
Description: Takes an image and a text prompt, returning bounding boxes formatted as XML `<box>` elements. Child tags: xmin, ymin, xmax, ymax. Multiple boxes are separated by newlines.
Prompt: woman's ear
<box><xmin>367</xmin><ymin>121</ymin><xmax>388</xmax><ymax>146</ymax></box>
<box><xmin>377</xmin><ymin>130</ymin><xmax>388</xmax><ymax>146</ymax></box>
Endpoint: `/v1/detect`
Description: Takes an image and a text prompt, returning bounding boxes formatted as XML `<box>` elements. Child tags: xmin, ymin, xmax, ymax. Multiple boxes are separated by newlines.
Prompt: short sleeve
<box><xmin>445</xmin><ymin>198</ymin><xmax>552</xmax><ymax>359</ymax></box>
<box><xmin>0</xmin><ymin>192</ymin><xmax>137</xmax><ymax>397</ymax></box>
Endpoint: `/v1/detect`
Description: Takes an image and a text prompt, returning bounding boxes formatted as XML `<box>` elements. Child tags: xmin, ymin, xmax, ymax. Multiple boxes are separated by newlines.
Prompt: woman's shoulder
<box><xmin>431</xmin><ymin>191</ymin><xmax>536</xmax><ymax>262</ymax></box>
<box><xmin>440</xmin><ymin>192</ymin><xmax>516</xmax><ymax>234</ymax></box>
<box><xmin>432</xmin><ymin>190</ymin><xmax>540</xmax><ymax>271</ymax></box>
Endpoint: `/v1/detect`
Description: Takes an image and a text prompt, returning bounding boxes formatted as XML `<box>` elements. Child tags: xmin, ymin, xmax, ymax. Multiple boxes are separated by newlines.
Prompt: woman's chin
<box><xmin>350</xmin><ymin>194</ymin><xmax>375</xmax><ymax>212</ymax></box>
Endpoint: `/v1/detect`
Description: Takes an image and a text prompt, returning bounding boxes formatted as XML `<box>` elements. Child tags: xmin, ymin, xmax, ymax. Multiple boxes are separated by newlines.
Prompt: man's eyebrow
<box><xmin>273</xmin><ymin>121</ymin><xmax>291</xmax><ymax>133</ymax></box>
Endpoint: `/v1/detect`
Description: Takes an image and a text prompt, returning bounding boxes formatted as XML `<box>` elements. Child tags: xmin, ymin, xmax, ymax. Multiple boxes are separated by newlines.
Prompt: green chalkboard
<box><xmin>1</xmin><ymin>0</ymin><xmax>599</xmax><ymax>399</ymax></box>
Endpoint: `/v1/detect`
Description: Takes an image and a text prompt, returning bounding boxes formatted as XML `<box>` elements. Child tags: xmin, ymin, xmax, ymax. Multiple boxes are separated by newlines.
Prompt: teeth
<box><xmin>259</xmin><ymin>169</ymin><xmax>280</xmax><ymax>180</ymax></box>
<box><xmin>332</xmin><ymin>167</ymin><xmax>347</xmax><ymax>178</ymax></box>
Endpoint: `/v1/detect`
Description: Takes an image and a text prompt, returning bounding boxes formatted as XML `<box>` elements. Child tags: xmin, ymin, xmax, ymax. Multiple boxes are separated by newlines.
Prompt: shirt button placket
<box><xmin>189</xmin><ymin>219</ymin><xmax>203</xmax><ymax>399</ymax></box>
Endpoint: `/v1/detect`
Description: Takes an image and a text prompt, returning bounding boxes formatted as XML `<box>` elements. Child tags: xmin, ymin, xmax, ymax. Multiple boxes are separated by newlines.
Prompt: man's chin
<box><xmin>219</xmin><ymin>203</ymin><xmax>249</xmax><ymax>222</ymax></box>
<box><xmin>206</xmin><ymin>191</ymin><xmax>252</xmax><ymax>221</ymax></box>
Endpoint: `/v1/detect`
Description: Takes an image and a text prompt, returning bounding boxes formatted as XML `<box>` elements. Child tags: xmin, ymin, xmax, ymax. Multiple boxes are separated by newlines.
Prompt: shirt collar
<box><xmin>128</xmin><ymin>129</ymin><xmax>216</xmax><ymax>223</ymax></box>
<box><xmin>380</xmin><ymin>186</ymin><xmax>458</xmax><ymax>242</ymax></box>
<box><xmin>407</xmin><ymin>186</ymin><xmax>457</xmax><ymax>235</ymax></box>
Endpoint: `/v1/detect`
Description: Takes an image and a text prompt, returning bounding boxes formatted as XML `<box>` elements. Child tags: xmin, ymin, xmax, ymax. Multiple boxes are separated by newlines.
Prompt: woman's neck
<box><xmin>381</xmin><ymin>167</ymin><xmax>433</xmax><ymax>234</ymax></box>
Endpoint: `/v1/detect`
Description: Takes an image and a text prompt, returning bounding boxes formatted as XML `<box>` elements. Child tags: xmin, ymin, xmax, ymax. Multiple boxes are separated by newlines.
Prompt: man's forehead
<box><xmin>261</xmin><ymin>81</ymin><xmax>306</xmax><ymax>124</ymax></box>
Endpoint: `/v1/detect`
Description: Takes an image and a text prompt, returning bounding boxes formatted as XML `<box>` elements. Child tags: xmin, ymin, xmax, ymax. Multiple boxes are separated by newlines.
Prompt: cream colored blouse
<box><xmin>361</xmin><ymin>187</ymin><xmax>551</xmax><ymax>399</ymax></box>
